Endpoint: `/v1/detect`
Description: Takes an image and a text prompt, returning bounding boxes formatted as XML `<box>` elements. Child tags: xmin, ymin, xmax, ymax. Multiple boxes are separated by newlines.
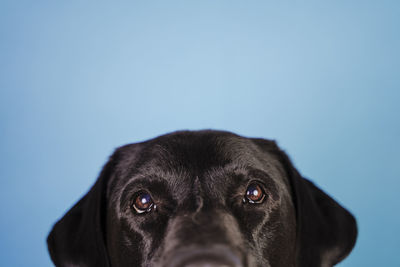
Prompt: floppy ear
<box><xmin>47</xmin><ymin>157</ymin><xmax>115</xmax><ymax>267</ymax></box>
<box><xmin>253</xmin><ymin>139</ymin><xmax>357</xmax><ymax>267</ymax></box>
<box><xmin>289</xmin><ymin>168</ymin><xmax>358</xmax><ymax>267</ymax></box>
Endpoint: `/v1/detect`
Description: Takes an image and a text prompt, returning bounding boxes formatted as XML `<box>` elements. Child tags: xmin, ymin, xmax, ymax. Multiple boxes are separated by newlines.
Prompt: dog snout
<box><xmin>165</xmin><ymin>246</ymin><xmax>244</xmax><ymax>267</ymax></box>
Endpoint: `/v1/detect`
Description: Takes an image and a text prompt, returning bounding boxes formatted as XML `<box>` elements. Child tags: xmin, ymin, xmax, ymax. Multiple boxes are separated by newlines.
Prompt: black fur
<box><xmin>47</xmin><ymin>130</ymin><xmax>357</xmax><ymax>267</ymax></box>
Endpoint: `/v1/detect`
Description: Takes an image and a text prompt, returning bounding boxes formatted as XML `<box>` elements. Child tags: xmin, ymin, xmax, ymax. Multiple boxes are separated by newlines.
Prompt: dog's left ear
<box><xmin>252</xmin><ymin>139</ymin><xmax>357</xmax><ymax>267</ymax></box>
<box><xmin>47</xmin><ymin>156</ymin><xmax>116</xmax><ymax>267</ymax></box>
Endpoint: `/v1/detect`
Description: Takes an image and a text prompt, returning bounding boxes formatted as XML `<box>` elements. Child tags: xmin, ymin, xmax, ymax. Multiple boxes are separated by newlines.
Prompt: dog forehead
<box><xmin>112</xmin><ymin>131</ymin><xmax>283</xmax><ymax>185</ymax></box>
<box><xmin>142</xmin><ymin>130</ymin><xmax>267</xmax><ymax>173</ymax></box>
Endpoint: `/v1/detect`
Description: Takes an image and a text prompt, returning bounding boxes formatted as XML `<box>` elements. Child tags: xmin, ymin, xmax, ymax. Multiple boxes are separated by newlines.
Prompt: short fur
<box><xmin>47</xmin><ymin>130</ymin><xmax>357</xmax><ymax>267</ymax></box>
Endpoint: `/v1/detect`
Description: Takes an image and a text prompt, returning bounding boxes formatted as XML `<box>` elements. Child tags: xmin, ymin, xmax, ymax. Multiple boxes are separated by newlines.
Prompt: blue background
<box><xmin>1</xmin><ymin>1</ymin><xmax>399</xmax><ymax>266</ymax></box>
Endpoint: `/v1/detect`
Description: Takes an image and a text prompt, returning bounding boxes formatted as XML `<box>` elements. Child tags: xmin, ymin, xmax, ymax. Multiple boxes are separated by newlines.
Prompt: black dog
<box><xmin>47</xmin><ymin>130</ymin><xmax>357</xmax><ymax>267</ymax></box>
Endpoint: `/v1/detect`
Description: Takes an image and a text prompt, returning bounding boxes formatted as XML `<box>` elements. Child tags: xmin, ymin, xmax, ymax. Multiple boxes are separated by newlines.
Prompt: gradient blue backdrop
<box><xmin>1</xmin><ymin>1</ymin><xmax>399</xmax><ymax>266</ymax></box>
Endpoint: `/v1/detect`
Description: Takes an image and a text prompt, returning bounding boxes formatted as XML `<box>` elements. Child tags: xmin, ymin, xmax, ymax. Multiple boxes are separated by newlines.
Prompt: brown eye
<box><xmin>244</xmin><ymin>183</ymin><xmax>266</xmax><ymax>204</ymax></box>
<box><xmin>132</xmin><ymin>191</ymin><xmax>156</xmax><ymax>214</ymax></box>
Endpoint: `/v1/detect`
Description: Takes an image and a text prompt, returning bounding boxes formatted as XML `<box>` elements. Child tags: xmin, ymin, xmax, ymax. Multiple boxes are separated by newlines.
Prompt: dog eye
<box><xmin>132</xmin><ymin>191</ymin><xmax>156</xmax><ymax>214</ymax></box>
<box><xmin>243</xmin><ymin>183</ymin><xmax>266</xmax><ymax>204</ymax></box>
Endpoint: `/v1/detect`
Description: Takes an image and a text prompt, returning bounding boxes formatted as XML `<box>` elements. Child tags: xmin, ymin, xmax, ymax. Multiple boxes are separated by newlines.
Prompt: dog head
<box><xmin>47</xmin><ymin>130</ymin><xmax>357</xmax><ymax>267</ymax></box>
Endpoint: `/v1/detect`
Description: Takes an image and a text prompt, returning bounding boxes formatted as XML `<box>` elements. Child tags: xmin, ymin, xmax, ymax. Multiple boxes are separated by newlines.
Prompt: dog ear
<box><xmin>47</xmin><ymin>156</ymin><xmax>116</xmax><ymax>267</ymax></box>
<box><xmin>253</xmin><ymin>139</ymin><xmax>357</xmax><ymax>267</ymax></box>
<box><xmin>288</xmin><ymin>168</ymin><xmax>358</xmax><ymax>266</ymax></box>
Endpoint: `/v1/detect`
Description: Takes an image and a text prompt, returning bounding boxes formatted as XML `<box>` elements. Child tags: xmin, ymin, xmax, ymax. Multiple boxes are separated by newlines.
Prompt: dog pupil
<box><xmin>136</xmin><ymin>193</ymin><xmax>152</xmax><ymax>209</ymax></box>
<box><xmin>250</xmin><ymin>189</ymin><xmax>259</xmax><ymax>198</ymax></box>
<box><xmin>247</xmin><ymin>184</ymin><xmax>262</xmax><ymax>201</ymax></box>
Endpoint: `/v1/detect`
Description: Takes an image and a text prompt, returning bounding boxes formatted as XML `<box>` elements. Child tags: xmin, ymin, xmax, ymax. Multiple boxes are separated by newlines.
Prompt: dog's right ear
<box><xmin>47</xmin><ymin>155</ymin><xmax>117</xmax><ymax>267</ymax></box>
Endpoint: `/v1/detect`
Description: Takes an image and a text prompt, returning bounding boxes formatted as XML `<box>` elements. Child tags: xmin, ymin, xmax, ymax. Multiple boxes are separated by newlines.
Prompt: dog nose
<box><xmin>166</xmin><ymin>246</ymin><xmax>244</xmax><ymax>267</ymax></box>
